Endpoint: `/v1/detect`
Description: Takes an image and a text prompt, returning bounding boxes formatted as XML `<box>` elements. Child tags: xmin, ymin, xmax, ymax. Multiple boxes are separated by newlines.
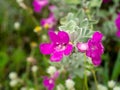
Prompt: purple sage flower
<box><xmin>40</xmin><ymin>13</ymin><xmax>56</xmax><ymax>30</ymax></box>
<box><xmin>115</xmin><ymin>14</ymin><xmax>120</xmax><ymax>38</ymax></box>
<box><xmin>33</xmin><ymin>0</ymin><xmax>48</xmax><ymax>13</ymax></box>
<box><xmin>115</xmin><ymin>13</ymin><xmax>120</xmax><ymax>30</ymax></box>
<box><xmin>40</xmin><ymin>31</ymin><xmax>73</xmax><ymax>62</ymax></box>
<box><xmin>86</xmin><ymin>31</ymin><xmax>104</xmax><ymax>66</ymax></box>
<box><xmin>43</xmin><ymin>77</ymin><xmax>55</xmax><ymax>90</ymax></box>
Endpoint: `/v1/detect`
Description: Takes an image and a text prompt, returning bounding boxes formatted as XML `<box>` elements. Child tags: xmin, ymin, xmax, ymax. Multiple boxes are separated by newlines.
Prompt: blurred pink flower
<box><xmin>116</xmin><ymin>30</ymin><xmax>120</xmax><ymax>38</ymax></box>
<box><xmin>40</xmin><ymin>31</ymin><xmax>73</xmax><ymax>62</ymax></box>
<box><xmin>43</xmin><ymin>71</ymin><xmax>59</xmax><ymax>90</ymax></box>
<box><xmin>43</xmin><ymin>77</ymin><xmax>55</xmax><ymax>90</ymax></box>
<box><xmin>33</xmin><ymin>0</ymin><xmax>48</xmax><ymax>13</ymax></box>
<box><xmin>115</xmin><ymin>14</ymin><xmax>120</xmax><ymax>30</ymax></box>
<box><xmin>103</xmin><ymin>0</ymin><xmax>111</xmax><ymax>3</ymax></box>
<box><xmin>40</xmin><ymin>13</ymin><xmax>56</xmax><ymax>30</ymax></box>
<box><xmin>86</xmin><ymin>31</ymin><xmax>104</xmax><ymax>66</ymax></box>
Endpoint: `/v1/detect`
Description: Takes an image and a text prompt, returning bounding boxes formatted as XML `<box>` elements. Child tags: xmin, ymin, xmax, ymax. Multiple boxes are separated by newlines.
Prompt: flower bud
<box><xmin>31</xmin><ymin>65</ymin><xmax>38</xmax><ymax>72</ymax></box>
<box><xmin>65</xmin><ymin>79</ymin><xmax>75</xmax><ymax>89</ymax></box>
<box><xmin>9</xmin><ymin>72</ymin><xmax>18</xmax><ymax>80</ymax></box>
<box><xmin>108</xmin><ymin>80</ymin><xmax>115</xmax><ymax>88</ymax></box>
<box><xmin>47</xmin><ymin>66</ymin><xmax>57</xmax><ymax>76</ymax></box>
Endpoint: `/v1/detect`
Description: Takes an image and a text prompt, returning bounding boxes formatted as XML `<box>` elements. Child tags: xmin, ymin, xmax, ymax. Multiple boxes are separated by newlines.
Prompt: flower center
<box><xmin>49</xmin><ymin>79</ymin><xmax>53</xmax><ymax>84</ymax></box>
<box><xmin>55</xmin><ymin>43</ymin><xmax>66</xmax><ymax>52</ymax></box>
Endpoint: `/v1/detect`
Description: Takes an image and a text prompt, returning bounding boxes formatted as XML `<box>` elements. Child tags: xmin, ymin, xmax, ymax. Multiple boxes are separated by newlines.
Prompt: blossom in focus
<box><xmin>86</xmin><ymin>31</ymin><xmax>104</xmax><ymax>66</ymax></box>
<box><xmin>77</xmin><ymin>31</ymin><xmax>104</xmax><ymax>66</ymax></box>
<box><xmin>40</xmin><ymin>31</ymin><xmax>73</xmax><ymax>62</ymax></box>
<box><xmin>40</xmin><ymin>13</ymin><xmax>56</xmax><ymax>30</ymax></box>
<box><xmin>33</xmin><ymin>0</ymin><xmax>48</xmax><ymax>13</ymax></box>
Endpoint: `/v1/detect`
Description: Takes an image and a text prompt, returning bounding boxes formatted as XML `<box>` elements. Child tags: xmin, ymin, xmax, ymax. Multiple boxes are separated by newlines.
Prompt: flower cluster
<box><xmin>40</xmin><ymin>31</ymin><xmax>104</xmax><ymax>66</ymax></box>
<box><xmin>33</xmin><ymin>0</ymin><xmax>48</xmax><ymax>13</ymax></box>
<box><xmin>115</xmin><ymin>14</ymin><xmax>120</xmax><ymax>38</ymax></box>
<box><xmin>33</xmin><ymin>0</ymin><xmax>57</xmax><ymax>30</ymax></box>
<box><xmin>77</xmin><ymin>31</ymin><xmax>104</xmax><ymax>66</ymax></box>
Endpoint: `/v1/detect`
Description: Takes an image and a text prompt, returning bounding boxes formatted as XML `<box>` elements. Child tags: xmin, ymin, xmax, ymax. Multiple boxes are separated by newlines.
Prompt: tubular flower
<box><xmin>43</xmin><ymin>71</ymin><xmax>60</xmax><ymax>90</ymax></box>
<box><xmin>40</xmin><ymin>31</ymin><xmax>73</xmax><ymax>62</ymax></box>
<box><xmin>86</xmin><ymin>31</ymin><xmax>104</xmax><ymax>66</ymax></box>
<box><xmin>43</xmin><ymin>77</ymin><xmax>55</xmax><ymax>90</ymax></box>
<box><xmin>40</xmin><ymin>13</ymin><xmax>56</xmax><ymax>30</ymax></box>
<box><xmin>115</xmin><ymin>13</ymin><xmax>120</xmax><ymax>30</ymax></box>
<box><xmin>33</xmin><ymin>0</ymin><xmax>48</xmax><ymax>13</ymax></box>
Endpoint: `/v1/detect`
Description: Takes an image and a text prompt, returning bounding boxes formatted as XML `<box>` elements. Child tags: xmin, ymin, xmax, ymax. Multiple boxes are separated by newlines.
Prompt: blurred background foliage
<box><xmin>0</xmin><ymin>0</ymin><xmax>120</xmax><ymax>90</ymax></box>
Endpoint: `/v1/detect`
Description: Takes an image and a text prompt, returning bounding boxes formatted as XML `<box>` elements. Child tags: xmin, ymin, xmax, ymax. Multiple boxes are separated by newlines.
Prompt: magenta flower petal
<box><xmin>103</xmin><ymin>0</ymin><xmax>111</xmax><ymax>3</ymax></box>
<box><xmin>115</xmin><ymin>14</ymin><xmax>120</xmax><ymax>30</ymax></box>
<box><xmin>77</xmin><ymin>42</ymin><xmax>88</xmax><ymax>53</ymax></box>
<box><xmin>64</xmin><ymin>44</ymin><xmax>73</xmax><ymax>55</ymax></box>
<box><xmin>40</xmin><ymin>43</ymin><xmax>53</xmax><ymax>54</ymax></box>
<box><xmin>33</xmin><ymin>0</ymin><xmax>48</xmax><ymax>13</ymax></box>
<box><xmin>92</xmin><ymin>56</ymin><xmax>101</xmax><ymax>66</ymax></box>
<box><xmin>48</xmin><ymin>31</ymin><xmax>59</xmax><ymax>43</ymax></box>
<box><xmin>43</xmin><ymin>77</ymin><xmax>55</xmax><ymax>90</ymax></box>
<box><xmin>40</xmin><ymin>13</ymin><xmax>56</xmax><ymax>30</ymax></box>
<box><xmin>86</xmin><ymin>31</ymin><xmax>104</xmax><ymax>66</ymax></box>
<box><xmin>116</xmin><ymin>30</ymin><xmax>120</xmax><ymax>38</ymax></box>
<box><xmin>92</xmin><ymin>31</ymin><xmax>103</xmax><ymax>42</ymax></box>
<box><xmin>50</xmin><ymin>52</ymin><xmax>63</xmax><ymax>62</ymax></box>
<box><xmin>58</xmin><ymin>31</ymin><xmax>69</xmax><ymax>44</ymax></box>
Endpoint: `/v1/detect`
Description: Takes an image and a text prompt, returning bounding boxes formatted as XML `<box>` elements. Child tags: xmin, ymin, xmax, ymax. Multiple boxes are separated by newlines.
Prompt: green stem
<box><xmin>84</xmin><ymin>73</ymin><xmax>88</xmax><ymax>90</ymax></box>
<box><xmin>33</xmin><ymin>72</ymin><xmax>39</xmax><ymax>90</ymax></box>
<box><xmin>84</xmin><ymin>55</ymin><xmax>89</xmax><ymax>90</ymax></box>
<box><xmin>91</xmin><ymin>69</ymin><xmax>98</xmax><ymax>90</ymax></box>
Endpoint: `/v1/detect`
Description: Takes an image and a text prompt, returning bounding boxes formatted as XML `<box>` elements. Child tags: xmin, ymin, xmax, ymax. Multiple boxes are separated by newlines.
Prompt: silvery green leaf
<box><xmin>59</xmin><ymin>20</ymin><xmax>77</xmax><ymax>33</ymax></box>
<box><xmin>89</xmin><ymin>0</ymin><xmax>102</xmax><ymax>8</ymax></box>
<box><xmin>65</xmin><ymin>0</ymin><xmax>80</xmax><ymax>4</ymax></box>
<box><xmin>75</xmin><ymin>28</ymin><xmax>94</xmax><ymax>42</ymax></box>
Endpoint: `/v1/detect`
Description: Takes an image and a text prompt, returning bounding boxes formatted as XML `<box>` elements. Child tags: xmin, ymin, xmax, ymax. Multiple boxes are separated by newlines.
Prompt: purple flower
<box><xmin>115</xmin><ymin>14</ymin><xmax>120</xmax><ymax>30</ymax></box>
<box><xmin>86</xmin><ymin>31</ymin><xmax>104</xmax><ymax>66</ymax></box>
<box><xmin>40</xmin><ymin>31</ymin><xmax>73</xmax><ymax>62</ymax></box>
<box><xmin>43</xmin><ymin>77</ymin><xmax>55</xmax><ymax>90</ymax></box>
<box><xmin>33</xmin><ymin>0</ymin><xmax>48</xmax><ymax>13</ymax></box>
<box><xmin>40</xmin><ymin>13</ymin><xmax>56</xmax><ymax>30</ymax></box>
<box><xmin>43</xmin><ymin>71</ymin><xmax>59</xmax><ymax>90</ymax></box>
<box><xmin>115</xmin><ymin>14</ymin><xmax>120</xmax><ymax>38</ymax></box>
<box><xmin>116</xmin><ymin>30</ymin><xmax>120</xmax><ymax>38</ymax></box>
